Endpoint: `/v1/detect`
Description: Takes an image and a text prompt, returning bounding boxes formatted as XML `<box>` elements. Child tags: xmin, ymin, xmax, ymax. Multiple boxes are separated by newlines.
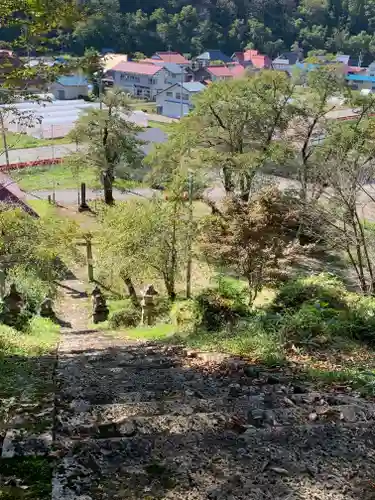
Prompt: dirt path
<box><xmin>51</xmin><ymin>279</ymin><xmax>375</xmax><ymax>499</ymax></box>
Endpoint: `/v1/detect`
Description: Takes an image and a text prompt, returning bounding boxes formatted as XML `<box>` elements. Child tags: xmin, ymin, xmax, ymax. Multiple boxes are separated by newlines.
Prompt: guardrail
<box><xmin>0</xmin><ymin>158</ymin><xmax>63</xmax><ymax>171</ymax></box>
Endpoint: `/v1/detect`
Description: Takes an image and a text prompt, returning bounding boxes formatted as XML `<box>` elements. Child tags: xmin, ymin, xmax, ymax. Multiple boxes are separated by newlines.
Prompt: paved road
<box><xmin>0</xmin><ymin>128</ymin><xmax>168</xmax><ymax>165</ymax></box>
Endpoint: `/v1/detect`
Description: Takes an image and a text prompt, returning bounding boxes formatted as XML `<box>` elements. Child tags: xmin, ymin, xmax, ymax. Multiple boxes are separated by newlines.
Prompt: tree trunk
<box><xmin>122</xmin><ymin>275</ymin><xmax>140</xmax><ymax>308</ymax></box>
<box><xmin>165</xmin><ymin>278</ymin><xmax>176</xmax><ymax>301</ymax></box>
<box><xmin>103</xmin><ymin>171</ymin><xmax>114</xmax><ymax>205</ymax></box>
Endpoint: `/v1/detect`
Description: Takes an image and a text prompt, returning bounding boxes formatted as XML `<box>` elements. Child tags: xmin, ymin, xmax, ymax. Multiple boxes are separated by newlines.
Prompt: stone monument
<box><xmin>2</xmin><ymin>283</ymin><xmax>24</xmax><ymax>327</ymax></box>
<box><xmin>91</xmin><ymin>285</ymin><xmax>109</xmax><ymax>324</ymax></box>
<box><xmin>140</xmin><ymin>284</ymin><xmax>158</xmax><ymax>326</ymax></box>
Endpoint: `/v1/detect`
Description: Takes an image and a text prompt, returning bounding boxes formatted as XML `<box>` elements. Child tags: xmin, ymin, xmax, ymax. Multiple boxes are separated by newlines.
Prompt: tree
<box><xmin>71</xmin><ymin>88</ymin><xmax>144</xmax><ymax>205</ymax></box>
<box><xmin>96</xmin><ymin>197</ymin><xmax>191</xmax><ymax>300</ymax></box>
<box><xmin>178</xmin><ymin>71</ymin><xmax>296</xmax><ymax>202</ymax></box>
<box><xmin>81</xmin><ymin>47</ymin><xmax>103</xmax><ymax>97</ymax></box>
<box><xmin>199</xmin><ymin>187</ymin><xmax>301</xmax><ymax>304</ymax></box>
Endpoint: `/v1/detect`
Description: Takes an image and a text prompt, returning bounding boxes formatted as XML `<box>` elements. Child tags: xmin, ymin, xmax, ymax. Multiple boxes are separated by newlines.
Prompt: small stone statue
<box><xmin>40</xmin><ymin>297</ymin><xmax>55</xmax><ymax>319</ymax></box>
<box><xmin>2</xmin><ymin>283</ymin><xmax>24</xmax><ymax>327</ymax></box>
<box><xmin>140</xmin><ymin>284</ymin><xmax>158</xmax><ymax>326</ymax></box>
<box><xmin>91</xmin><ymin>286</ymin><xmax>109</xmax><ymax>324</ymax></box>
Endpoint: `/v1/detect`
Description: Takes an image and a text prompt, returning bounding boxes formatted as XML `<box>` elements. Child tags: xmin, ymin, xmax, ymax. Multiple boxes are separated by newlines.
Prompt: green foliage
<box><xmin>170</xmin><ymin>300</ymin><xmax>201</xmax><ymax>333</ymax></box>
<box><xmin>6</xmin><ymin>266</ymin><xmax>54</xmax><ymax>314</ymax></box>
<box><xmin>108</xmin><ymin>300</ymin><xmax>141</xmax><ymax>328</ymax></box>
<box><xmin>272</xmin><ymin>273</ymin><xmax>348</xmax><ymax>312</ymax></box>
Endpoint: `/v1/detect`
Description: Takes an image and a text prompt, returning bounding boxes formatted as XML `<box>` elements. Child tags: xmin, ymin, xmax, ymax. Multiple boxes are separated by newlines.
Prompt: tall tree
<box><xmin>71</xmin><ymin>88</ymin><xmax>144</xmax><ymax>204</ymax></box>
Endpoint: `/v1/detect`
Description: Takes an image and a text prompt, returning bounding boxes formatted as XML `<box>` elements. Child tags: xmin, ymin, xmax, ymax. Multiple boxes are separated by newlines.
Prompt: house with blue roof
<box><xmin>50</xmin><ymin>74</ymin><xmax>89</xmax><ymax>100</ymax></box>
<box><xmin>346</xmin><ymin>73</ymin><xmax>375</xmax><ymax>92</ymax></box>
<box><xmin>155</xmin><ymin>81</ymin><xmax>205</xmax><ymax>118</ymax></box>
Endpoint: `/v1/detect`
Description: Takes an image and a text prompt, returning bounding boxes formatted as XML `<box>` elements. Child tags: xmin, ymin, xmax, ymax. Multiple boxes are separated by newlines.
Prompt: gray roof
<box><xmin>196</xmin><ymin>50</ymin><xmax>231</xmax><ymax>63</ymax></box>
<box><xmin>273</xmin><ymin>52</ymin><xmax>301</xmax><ymax>64</ymax></box>
<box><xmin>57</xmin><ymin>75</ymin><xmax>88</xmax><ymax>87</ymax></box>
<box><xmin>336</xmin><ymin>54</ymin><xmax>350</xmax><ymax>64</ymax></box>
<box><xmin>178</xmin><ymin>82</ymin><xmax>205</xmax><ymax>92</ymax></box>
<box><xmin>153</xmin><ymin>62</ymin><xmax>184</xmax><ymax>74</ymax></box>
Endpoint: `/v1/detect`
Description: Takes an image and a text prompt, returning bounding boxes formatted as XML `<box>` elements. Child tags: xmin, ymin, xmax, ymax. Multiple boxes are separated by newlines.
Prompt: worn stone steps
<box><xmin>52</xmin><ymin>421</ymin><xmax>375</xmax><ymax>499</ymax></box>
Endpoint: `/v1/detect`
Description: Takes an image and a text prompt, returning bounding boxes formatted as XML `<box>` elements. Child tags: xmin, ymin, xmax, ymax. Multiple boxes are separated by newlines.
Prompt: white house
<box><xmin>112</xmin><ymin>61</ymin><xmax>186</xmax><ymax>100</ymax></box>
<box><xmin>50</xmin><ymin>75</ymin><xmax>88</xmax><ymax>100</ymax></box>
<box><xmin>155</xmin><ymin>82</ymin><xmax>205</xmax><ymax>118</ymax></box>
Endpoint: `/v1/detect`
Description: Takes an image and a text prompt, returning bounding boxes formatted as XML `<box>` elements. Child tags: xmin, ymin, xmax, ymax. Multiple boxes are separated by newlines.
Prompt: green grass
<box><xmin>12</xmin><ymin>163</ymin><xmax>140</xmax><ymax>192</ymax></box>
<box><xmin>124</xmin><ymin>323</ymin><xmax>175</xmax><ymax>340</ymax></box>
<box><xmin>0</xmin><ymin>457</ymin><xmax>52</xmax><ymax>499</ymax></box>
<box><xmin>129</xmin><ymin>100</ymin><xmax>157</xmax><ymax>113</ymax></box>
<box><xmin>147</xmin><ymin>120</ymin><xmax>171</xmax><ymax>131</ymax></box>
<box><xmin>6</xmin><ymin>132</ymin><xmax>71</xmax><ymax>150</ymax></box>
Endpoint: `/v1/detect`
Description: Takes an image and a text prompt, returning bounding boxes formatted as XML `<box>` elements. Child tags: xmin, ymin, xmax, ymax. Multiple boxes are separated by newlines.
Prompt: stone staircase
<box><xmin>51</xmin><ymin>334</ymin><xmax>375</xmax><ymax>500</ymax></box>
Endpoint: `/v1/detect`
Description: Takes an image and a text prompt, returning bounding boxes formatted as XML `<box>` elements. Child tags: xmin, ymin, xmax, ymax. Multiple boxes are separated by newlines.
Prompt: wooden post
<box><xmin>79</xmin><ymin>182</ymin><xmax>90</xmax><ymax>212</ymax></box>
<box><xmin>47</xmin><ymin>195</ymin><xmax>51</xmax><ymax>204</ymax></box>
<box><xmin>85</xmin><ymin>236</ymin><xmax>94</xmax><ymax>282</ymax></box>
<box><xmin>0</xmin><ymin>263</ymin><xmax>5</xmax><ymax>299</ymax></box>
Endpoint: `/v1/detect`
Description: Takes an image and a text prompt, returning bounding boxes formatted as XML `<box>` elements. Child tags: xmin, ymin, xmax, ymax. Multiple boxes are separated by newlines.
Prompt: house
<box><xmin>195</xmin><ymin>50</ymin><xmax>232</xmax><ymax>68</ymax></box>
<box><xmin>151</xmin><ymin>51</ymin><xmax>190</xmax><ymax>67</ymax></box>
<box><xmin>272</xmin><ymin>52</ymin><xmax>302</xmax><ymax>73</ymax></box>
<box><xmin>194</xmin><ymin>65</ymin><xmax>233</xmax><ymax>83</ymax></box>
<box><xmin>112</xmin><ymin>60</ymin><xmax>187</xmax><ymax>100</ymax></box>
<box><xmin>228</xmin><ymin>63</ymin><xmax>247</xmax><ymax>78</ymax></box>
<box><xmin>50</xmin><ymin>75</ymin><xmax>88</xmax><ymax>100</ymax></box>
<box><xmin>0</xmin><ymin>173</ymin><xmax>38</xmax><ymax>217</ymax></box>
<box><xmin>231</xmin><ymin>49</ymin><xmax>272</xmax><ymax>69</ymax></box>
<box><xmin>155</xmin><ymin>82</ymin><xmax>205</xmax><ymax>118</ymax></box>
<box><xmin>346</xmin><ymin>74</ymin><xmax>375</xmax><ymax>92</ymax></box>
<box><xmin>101</xmin><ymin>53</ymin><xmax>128</xmax><ymax>73</ymax></box>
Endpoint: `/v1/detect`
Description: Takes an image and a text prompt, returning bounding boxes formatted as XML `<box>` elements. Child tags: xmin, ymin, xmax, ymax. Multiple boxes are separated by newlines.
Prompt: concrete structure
<box><xmin>50</xmin><ymin>75</ymin><xmax>88</xmax><ymax>100</ymax></box>
<box><xmin>155</xmin><ymin>82</ymin><xmax>205</xmax><ymax>118</ymax></box>
<box><xmin>112</xmin><ymin>60</ymin><xmax>186</xmax><ymax>100</ymax></box>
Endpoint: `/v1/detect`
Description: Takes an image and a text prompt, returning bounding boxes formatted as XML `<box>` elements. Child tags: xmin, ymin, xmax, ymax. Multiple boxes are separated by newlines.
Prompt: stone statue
<box><xmin>140</xmin><ymin>284</ymin><xmax>158</xmax><ymax>326</ymax></box>
<box><xmin>91</xmin><ymin>286</ymin><xmax>109</xmax><ymax>324</ymax></box>
<box><xmin>40</xmin><ymin>297</ymin><xmax>55</xmax><ymax>319</ymax></box>
<box><xmin>2</xmin><ymin>283</ymin><xmax>24</xmax><ymax>327</ymax></box>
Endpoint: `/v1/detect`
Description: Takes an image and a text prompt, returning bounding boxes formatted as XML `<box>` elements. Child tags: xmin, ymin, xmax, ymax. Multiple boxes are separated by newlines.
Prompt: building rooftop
<box><xmin>207</xmin><ymin>66</ymin><xmax>233</xmax><ymax>77</ymax></box>
<box><xmin>112</xmin><ymin>61</ymin><xmax>162</xmax><ymax>76</ymax></box>
<box><xmin>197</xmin><ymin>50</ymin><xmax>232</xmax><ymax>63</ymax></box>
<box><xmin>57</xmin><ymin>75</ymin><xmax>88</xmax><ymax>86</ymax></box>
<box><xmin>152</xmin><ymin>52</ymin><xmax>189</xmax><ymax>65</ymax></box>
<box><xmin>0</xmin><ymin>173</ymin><xmax>38</xmax><ymax>217</ymax></box>
<box><xmin>346</xmin><ymin>74</ymin><xmax>375</xmax><ymax>82</ymax></box>
<box><xmin>179</xmin><ymin>82</ymin><xmax>206</xmax><ymax>92</ymax></box>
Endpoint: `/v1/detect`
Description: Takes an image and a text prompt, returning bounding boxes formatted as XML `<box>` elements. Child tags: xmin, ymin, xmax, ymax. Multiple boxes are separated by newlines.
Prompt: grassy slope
<box><xmin>5</xmin><ymin>132</ymin><xmax>71</xmax><ymax>150</ymax></box>
<box><xmin>11</xmin><ymin>163</ymin><xmax>139</xmax><ymax>192</ymax></box>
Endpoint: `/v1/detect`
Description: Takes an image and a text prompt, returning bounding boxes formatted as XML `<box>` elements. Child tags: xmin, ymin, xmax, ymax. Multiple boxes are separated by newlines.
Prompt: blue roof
<box><xmin>57</xmin><ymin>75</ymin><xmax>88</xmax><ymax>86</ymax></box>
<box><xmin>196</xmin><ymin>50</ymin><xmax>231</xmax><ymax>62</ymax></box>
<box><xmin>159</xmin><ymin>62</ymin><xmax>184</xmax><ymax>74</ymax></box>
<box><xmin>346</xmin><ymin>74</ymin><xmax>375</xmax><ymax>82</ymax></box>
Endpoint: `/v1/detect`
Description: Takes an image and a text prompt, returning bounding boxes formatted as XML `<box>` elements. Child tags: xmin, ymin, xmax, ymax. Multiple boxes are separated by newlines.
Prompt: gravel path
<box><xmin>48</xmin><ymin>280</ymin><xmax>375</xmax><ymax>499</ymax></box>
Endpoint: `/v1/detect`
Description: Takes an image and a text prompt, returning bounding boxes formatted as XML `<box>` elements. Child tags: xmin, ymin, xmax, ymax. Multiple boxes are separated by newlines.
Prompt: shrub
<box><xmin>108</xmin><ymin>300</ymin><xmax>141</xmax><ymax>329</ymax></box>
<box><xmin>6</xmin><ymin>266</ymin><xmax>54</xmax><ymax>314</ymax></box>
<box><xmin>271</xmin><ymin>273</ymin><xmax>348</xmax><ymax>312</ymax></box>
<box><xmin>195</xmin><ymin>283</ymin><xmax>249</xmax><ymax>331</ymax></box>
<box><xmin>170</xmin><ymin>300</ymin><xmax>201</xmax><ymax>333</ymax></box>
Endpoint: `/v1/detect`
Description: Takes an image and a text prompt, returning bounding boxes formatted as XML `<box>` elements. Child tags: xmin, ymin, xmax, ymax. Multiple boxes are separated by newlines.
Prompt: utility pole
<box><xmin>99</xmin><ymin>70</ymin><xmax>103</xmax><ymax>110</ymax></box>
<box><xmin>186</xmin><ymin>170</ymin><xmax>193</xmax><ymax>298</ymax></box>
<box><xmin>0</xmin><ymin>111</ymin><xmax>10</xmax><ymax>168</ymax></box>
<box><xmin>180</xmin><ymin>65</ymin><xmax>184</xmax><ymax>119</ymax></box>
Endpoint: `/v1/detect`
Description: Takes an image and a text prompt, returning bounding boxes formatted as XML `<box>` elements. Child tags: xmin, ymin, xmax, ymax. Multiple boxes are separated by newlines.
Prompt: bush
<box><xmin>195</xmin><ymin>279</ymin><xmax>249</xmax><ymax>331</ymax></box>
<box><xmin>271</xmin><ymin>273</ymin><xmax>348</xmax><ymax>312</ymax></box>
<box><xmin>170</xmin><ymin>300</ymin><xmax>201</xmax><ymax>333</ymax></box>
<box><xmin>108</xmin><ymin>300</ymin><xmax>141</xmax><ymax>328</ymax></box>
<box><xmin>6</xmin><ymin>266</ymin><xmax>54</xmax><ymax>314</ymax></box>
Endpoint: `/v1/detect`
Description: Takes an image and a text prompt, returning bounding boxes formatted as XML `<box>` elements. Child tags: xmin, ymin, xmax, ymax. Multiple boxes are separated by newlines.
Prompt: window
<box><xmin>182</xmin><ymin>93</ymin><xmax>189</xmax><ymax>100</ymax></box>
<box><xmin>351</xmin><ymin>84</ymin><xmax>358</xmax><ymax>89</ymax></box>
<box><xmin>171</xmin><ymin>73</ymin><xmax>177</xmax><ymax>78</ymax></box>
<box><xmin>166</xmin><ymin>91</ymin><xmax>173</xmax><ymax>97</ymax></box>
<box><xmin>149</xmin><ymin>78</ymin><xmax>157</xmax><ymax>85</ymax></box>
<box><xmin>175</xmin><ymin>92</ymin><xmax>181</xmax><ymax>99</ymax></box>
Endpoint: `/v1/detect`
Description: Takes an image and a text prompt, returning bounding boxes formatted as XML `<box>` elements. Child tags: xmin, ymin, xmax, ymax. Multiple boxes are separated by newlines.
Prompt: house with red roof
<box><xmin>231</xmin><ymin>49</ymin><xmax>272</xmax><ymax>69</ymax></box>
<box><xmin>112</xmin><ymin>60</ymin><xmax>186</xmax><ymax>100</ymax></box>
<box><xmin>151</xmin><ymin>51</ymin><xmax>190</xmax><ymax>67</ymax></box>
<box><xmin>194</xmin><ymin>65</ymin><xmax>234</xmax><ymax>83</ymax></box>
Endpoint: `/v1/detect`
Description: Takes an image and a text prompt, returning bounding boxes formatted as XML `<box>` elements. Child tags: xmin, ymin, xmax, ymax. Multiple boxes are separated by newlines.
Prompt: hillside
<box><xmin>1</xmin><ymin>0</ymin><xmax>373</xmax><ymax>62</ymax></box>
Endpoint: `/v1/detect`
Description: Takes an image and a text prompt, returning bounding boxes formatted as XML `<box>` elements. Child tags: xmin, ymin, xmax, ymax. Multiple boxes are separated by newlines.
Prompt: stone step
<box><xmin>1</xmin><ymin>427</ymin><xmax>53</xmax><ymax>457</ymax></box>
<box><xmin>52</xmin><ymin>421</ymin><xmax>375</xmax><ymax>500</ymax></box>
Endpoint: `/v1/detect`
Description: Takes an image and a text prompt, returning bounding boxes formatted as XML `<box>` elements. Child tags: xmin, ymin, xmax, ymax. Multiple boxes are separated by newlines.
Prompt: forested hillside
<box><xmin>3</xmin><ymin>0</ymin><xmax>375</xmax><ymax>61</ymax></box>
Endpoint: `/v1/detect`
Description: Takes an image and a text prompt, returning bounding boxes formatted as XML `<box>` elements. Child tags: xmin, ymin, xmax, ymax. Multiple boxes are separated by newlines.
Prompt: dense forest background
<box><xmin>3</xmin><ymin>0</ymin><xmax>375</xmax><ymax>62</ymax></box>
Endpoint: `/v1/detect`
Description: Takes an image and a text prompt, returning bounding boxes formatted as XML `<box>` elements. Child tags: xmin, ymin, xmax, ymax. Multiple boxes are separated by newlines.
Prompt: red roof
<box><xmin>250</xmin><ymin>55</ymin><xmax>271</xmax><ymax>69</ymax></box>
<box><xmin>153</xmin><ymin>52</ymin><xmax>189</xmax><ymax>65</ymax></box>
<box><xmin>207</xmin><ymin>66</ymin><xmax>233</xmax><ymax>78</ymax></box>
<box><xmin>229</xmin><ymin>64</ymin><xmax>246</xmax><ymax>77</ymax></box>
<box><xmin>244</xmin><ymin>49</ymin><xmax>259</xmax><ymax>62</ymax></box>
<box><xmin>347</xmin><ymin>66</ymin><xmax>365</xmax><ymax>74</ymax></box>
<box><xmin>112</xmin><ymin>61</ymin><xmax>162</xmax><ymax>76</ymax></box>
<box><xmin>232</xmin><ymin>52</ymin><xmax>244</xmax><ymax>62</ymax></box>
